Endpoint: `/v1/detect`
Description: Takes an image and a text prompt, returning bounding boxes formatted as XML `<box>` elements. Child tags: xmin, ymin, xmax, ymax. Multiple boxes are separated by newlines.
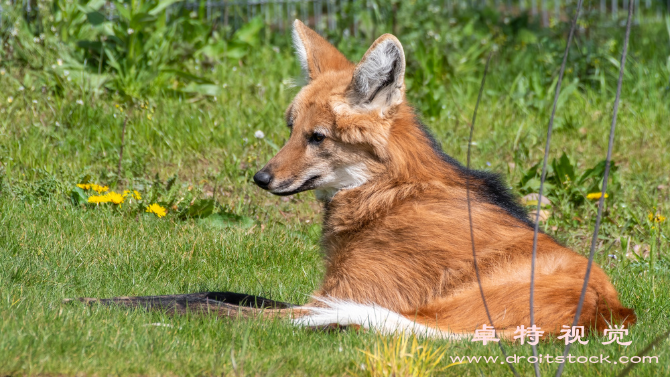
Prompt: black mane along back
<box><xmin>418</xmin><ymin>122</ymin><xmax>534</xmax><ymax>228</ymax></box>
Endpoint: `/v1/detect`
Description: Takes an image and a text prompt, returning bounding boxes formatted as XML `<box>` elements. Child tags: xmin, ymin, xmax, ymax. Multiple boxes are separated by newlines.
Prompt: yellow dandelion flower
<box><xmin>586</xmin><ymin>192</ymin><xmax>608</xmax><ymax>200</ymax></box>
<box><xmin>107</xmin><ymin>192</ymin><xmax>124</xmax><ymax>205</ymax></box>
<box><xmin>7</xmin><ymin>96</ymin><xmax>13</xmax><ymax>104</ymax></box>
<box><xmin>648</xmin><ymin>212</ymin><xmax>666</xmax><ymax>223</ymax></box>
<box><xmin>123</xmin><ymin>190</ymin><xmax>142</xmax><ymax>200</ymax></box>
<box><xmin>146</xmin><ymin>203</ymin><xmax>167</xmax><ymax>218</ymax></box>
<box><xmin>77</xmin><ymin>183</ymin><xmax>91</xmax><ymax>190</ymax></box>
<box><xmin>91</xmin><ymin>184</ymin><xmax>109</xmax><ymax>193</ymax></box>
<box><xmin>88</xmin><ymin>195</ymin><xmax>111</xmax><ymax>204</ymax></box>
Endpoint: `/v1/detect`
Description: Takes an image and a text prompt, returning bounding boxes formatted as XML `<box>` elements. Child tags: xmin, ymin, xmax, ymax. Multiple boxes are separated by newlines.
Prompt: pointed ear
<box><xmin>292</xmin><ymin>20</ymin><xmax>352</xmax><ymax>81</ymax></box>
<box><xmin>348</xmin><ymin>34</ymin><xmax>406</xmax><ymax>111</ymax></box>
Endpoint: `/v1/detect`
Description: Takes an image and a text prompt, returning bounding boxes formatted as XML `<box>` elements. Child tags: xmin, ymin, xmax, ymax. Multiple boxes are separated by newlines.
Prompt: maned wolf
<box><xmin>252</xmin><ymin>20</ymin><xmax>635</xmax><ymax>338</ymax></box>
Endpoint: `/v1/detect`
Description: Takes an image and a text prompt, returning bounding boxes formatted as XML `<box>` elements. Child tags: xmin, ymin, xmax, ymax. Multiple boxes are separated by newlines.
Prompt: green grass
<box><xmin>1</xmin><ymin>16</ymin><xmax>670</xmax><ymax>376</ymax></box>
<box><xmin>2</xmin><ymin>198</ymin><xmax>668</xmax><ymax>375</ymax></box>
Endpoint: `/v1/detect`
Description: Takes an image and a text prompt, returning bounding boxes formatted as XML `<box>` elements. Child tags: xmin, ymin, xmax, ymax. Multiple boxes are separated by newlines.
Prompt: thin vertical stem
<box><xmin>465</xmin><ymin>50</ymin><xmax>521</xmax><ymax>377</ymax></box>
<box><xmin>555</xmin><ymin>1</ymin><xmax>634</xmax><ymax>374</ymax></box>
<box><xmin>529</xmin><ymin>1</ymin><xmax>583</xmax><ymax>376</ymax></box>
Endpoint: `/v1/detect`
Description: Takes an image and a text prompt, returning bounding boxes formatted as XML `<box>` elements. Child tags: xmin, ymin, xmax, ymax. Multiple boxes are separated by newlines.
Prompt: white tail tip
<box><xmin>292</xmin><ymin>298</ymin><xmax>464</xmax><ymax>340</ymax></box>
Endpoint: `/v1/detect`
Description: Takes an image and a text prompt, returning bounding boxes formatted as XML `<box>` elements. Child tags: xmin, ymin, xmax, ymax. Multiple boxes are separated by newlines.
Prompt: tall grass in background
<box><xmin>1</xmin><ymin>0</ymin><xmax>669</xmax><ymax>260</ymax></box>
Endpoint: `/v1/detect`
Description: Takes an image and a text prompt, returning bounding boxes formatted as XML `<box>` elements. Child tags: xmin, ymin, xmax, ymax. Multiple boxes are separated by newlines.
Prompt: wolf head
<box><xmin>253</xmin><ymin>20</ymin><xmax>407</xmax><ymax>200</ymax></box>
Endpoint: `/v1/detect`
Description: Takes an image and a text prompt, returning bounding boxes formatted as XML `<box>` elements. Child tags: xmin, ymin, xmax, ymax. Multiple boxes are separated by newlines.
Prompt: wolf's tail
<box><xmin>292</xmin><ymin>298</ymin><xmax>465</xmax><ymax>340</ymax></box>
<box><xmin>594</xmin><ymin>298</ymin><xmax>637</xmax><ymax>333</ymax></box>
<box><xmin>292</xmin><ymin>296</ymin><xmax>636</xmax><ymax>338</ymax></box>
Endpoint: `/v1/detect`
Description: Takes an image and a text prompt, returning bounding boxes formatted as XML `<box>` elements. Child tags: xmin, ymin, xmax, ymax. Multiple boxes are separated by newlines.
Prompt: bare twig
<box><xmin>465</xmin><ymin>49</ymin><xmax>520</xmax><ymax>377</ymax></box>
<box><xmin>529</xmin><ymin>1</ymin><xmax>584</xmax><ymax>376</ymax></box>
<box><xmin>555</xmin><ymin>1</ymin><xmax>634</xmax><ymax>376</ymax></box>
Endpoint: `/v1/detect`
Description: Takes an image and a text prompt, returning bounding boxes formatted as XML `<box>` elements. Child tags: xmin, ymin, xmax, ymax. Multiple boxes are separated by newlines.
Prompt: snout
<box><xmin>253</xmin><ymin>170</ymin><xmax>273</xmax><ymax>189</ymax></box>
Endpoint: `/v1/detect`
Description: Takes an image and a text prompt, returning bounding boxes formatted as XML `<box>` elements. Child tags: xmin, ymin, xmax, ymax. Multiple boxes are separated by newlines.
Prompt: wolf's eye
<box><xmin>309</xmin><ymin>132</ymin><xmax>326</xmax><ymax>144</ymax></box>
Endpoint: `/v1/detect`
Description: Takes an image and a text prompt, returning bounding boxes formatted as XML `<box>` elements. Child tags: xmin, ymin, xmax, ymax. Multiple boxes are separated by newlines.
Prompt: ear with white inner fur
<box><xmin>348</xmin><ymin>34</ymin><xmax>406</xmax><ymax>111</ymax></box>
<box><xmin>292</xmin><ymin>20</ymin><xmax>352</xmax><ymax>82</ymax></box>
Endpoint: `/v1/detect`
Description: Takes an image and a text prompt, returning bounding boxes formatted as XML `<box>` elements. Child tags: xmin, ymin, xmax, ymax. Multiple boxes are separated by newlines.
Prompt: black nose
<box><xmin>253</xmin><ymin>170</ymin><xmax>273</xmax><ymax>189</ymax></box>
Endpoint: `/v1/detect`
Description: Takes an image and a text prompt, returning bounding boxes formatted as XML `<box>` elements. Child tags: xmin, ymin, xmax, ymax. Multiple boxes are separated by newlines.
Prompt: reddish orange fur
<box><xmin>257</xmin><ymin>21</ymin><xmax>635</xmax><ymax>337</ymax></box>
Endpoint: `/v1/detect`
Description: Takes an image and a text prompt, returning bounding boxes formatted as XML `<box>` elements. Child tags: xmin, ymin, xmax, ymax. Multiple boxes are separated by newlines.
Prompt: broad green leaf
<box><xmin>77</xmin><ymin>40</ymin><xmax>103</xmax><ymax>51</ymax></box>
<box><xmin>165</xmin><ymin>175</ymin><xmax>177</xmax><ymax>192</ymax></box>
<box><xmin>232</xmin><ymin>16</ymin><xmax>264</xmax><ymax>46</ymax></box>
<box><xmin>224</xmin><ymin>45</ymin><xmax>248</xmax><ymax>60</ymax></box>
<box><xmin>552</xmin><ymin>152</ymin><xmax>576</xmax><ymax>186</ymax></box>
<box><xmin>86</xmin><ymin>11</ymin><xmax>106</xmax><ymax>26</ymax></box>
<box><xmin>104</xmin><ymin>48</ymin><xmax>122</xmax><ymax>72</ymax></box>
<box><xmin>130</xmin><ymin>13</ymin><xmax>158</xmax><ymax>30</ymax></box>
<box><xmin>114</xmin><ymin>2</ymin><xmax>131</xmax><ymax>21</ymax></box>
<box><xmin>70</xmin><ymin>187</ymin><xmax>88</xmax><ymax>206</ymax></box>
<box><xmin>80</xmin><ymin>0</ymin><xmax>106</xmax><ymax>12</ymax></box>
<box><xmin>184</xmin><ymin>199</ymin><xmax>215</xmax><ymax>218</ymax></box>
<box><xmin>579</xmin><ymin>159</ymin><xmax>617</xmax><ymax>189</ymax></box>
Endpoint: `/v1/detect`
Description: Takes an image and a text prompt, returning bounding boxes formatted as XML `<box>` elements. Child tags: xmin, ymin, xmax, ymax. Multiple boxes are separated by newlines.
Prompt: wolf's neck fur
<box><xmin>314</xmin><ymin>162</ymin><xmax>373</xmax><ymax>202</ymax></box>
<box><xmin>321</xmin><ymin>103</ymin><xmax>532</xmax><ymax>234</ymax></box>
